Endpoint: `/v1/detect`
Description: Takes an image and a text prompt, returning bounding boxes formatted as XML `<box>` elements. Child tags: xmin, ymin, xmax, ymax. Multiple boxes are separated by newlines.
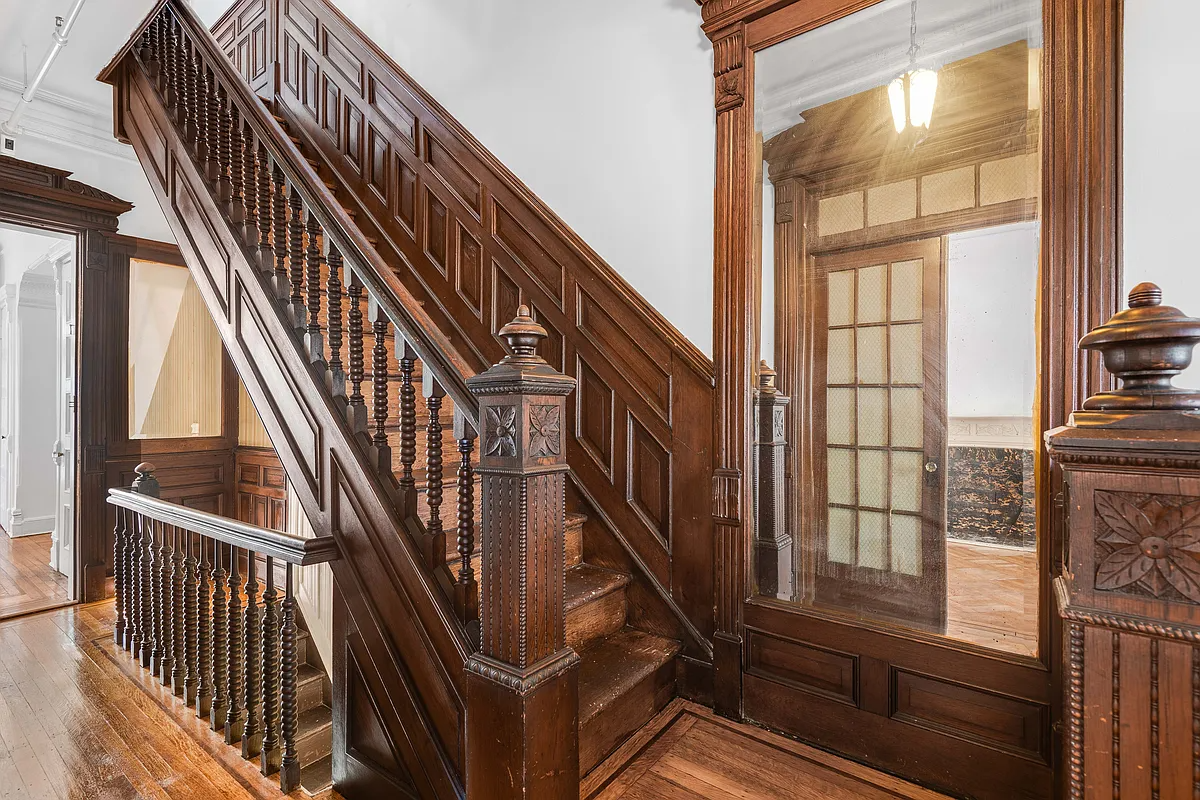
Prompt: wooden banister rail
<box><xmin>109</xmin><ymin>463</ymin><xmax>339</xmax><ymax>792</ymax></box>
<box><xmin>100</xmin><ymin>0</ymin><xmax>486</xmax><ymax>635</ymax></box>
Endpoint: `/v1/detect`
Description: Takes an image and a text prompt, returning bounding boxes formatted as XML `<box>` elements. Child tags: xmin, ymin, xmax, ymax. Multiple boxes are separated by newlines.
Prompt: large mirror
<box><xmin>753</xmin><ymin>0</ymin><xmax>1042</xmax><ymax>657</ymax></box>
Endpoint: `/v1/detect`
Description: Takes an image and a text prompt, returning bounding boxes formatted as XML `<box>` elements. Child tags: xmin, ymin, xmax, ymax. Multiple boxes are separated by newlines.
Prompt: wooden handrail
<box><xmin>109</xmin><ymin>0</ymin><xmax>480</xmax><ymax>420</ymax></box>
<box><xmin>108</xmin><ymin>487</ymin><xmax>339</xmax><ymax>566</ymax></box>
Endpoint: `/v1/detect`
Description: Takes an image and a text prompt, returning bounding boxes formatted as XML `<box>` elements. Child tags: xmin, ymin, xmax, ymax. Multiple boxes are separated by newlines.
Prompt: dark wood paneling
<box><xmin>266</xmin><ymin>0</ymin><xmax>715</xmax><ymax>654</ymax></box>
<box><xmin>235</xmin><ymin>447</ymin><xmax>287</xmax><ymax>531</ymax></box>
<box><xmin>745</xmin><ymin>629</ymin><xmax>856</xmax><ymax>705</ymax></box>
<box><xmin>211</xmin><ymin>0</ymin><xmax>271</xmax><ymax>94</ymax></box>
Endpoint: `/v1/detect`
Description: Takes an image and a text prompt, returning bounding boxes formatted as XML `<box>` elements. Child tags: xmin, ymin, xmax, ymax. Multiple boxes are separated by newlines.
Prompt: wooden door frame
<box><xmin>702</xmin><ymin>0</ymin><xmax>1122</xmax><ymax>794</ymax></box>
<box><xmin>0</xmin><ymin>154</ymin><xmax>133</xmax><ymax>602</ymax></box>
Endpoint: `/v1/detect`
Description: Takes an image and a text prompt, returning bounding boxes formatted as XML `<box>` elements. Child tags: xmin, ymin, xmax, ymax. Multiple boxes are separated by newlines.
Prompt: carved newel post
<box><xmin>132</xmin><ymin>462</ymin><xmax>161</xmax><ymax>498</ymax></box>
<box><xmin>754</xmin><ymin>363</ymin><xmax>792</xmax><ymax>599</ymax></box>
<box><xmin>464</xmin><ymin>305</ymin><xmax>579</xmax><ymax>799</ymax></box>
<box><xmin>1047</xmin><ymin>283</ymin><xmax>1200</xmax><ymax>799</ymax></box>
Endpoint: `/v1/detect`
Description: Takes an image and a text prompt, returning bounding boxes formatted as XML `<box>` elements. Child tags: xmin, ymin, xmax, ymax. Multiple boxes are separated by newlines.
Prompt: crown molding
<box><xmin>0</xmin><ymin>76</ymin><xmax>138</xmax><ymax>163</ymax></box>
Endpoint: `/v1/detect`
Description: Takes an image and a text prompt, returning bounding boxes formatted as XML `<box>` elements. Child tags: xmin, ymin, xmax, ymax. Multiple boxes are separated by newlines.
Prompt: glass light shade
<box><xmin>908</xmin><ymin>68</ymin><xmax>938</xmax><ymax>128</ymax></box>
<box><xmin>888</xmin><ymin>76</ymin><xmax>906</xmax><ymax>133</ymax></box>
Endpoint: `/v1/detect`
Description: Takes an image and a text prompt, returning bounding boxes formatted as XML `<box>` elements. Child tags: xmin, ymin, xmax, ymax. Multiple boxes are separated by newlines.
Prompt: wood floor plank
<box><xmin>0</xmin><ymin>533</ymin><xmax>70</xmax><ymax>621</ymax></box>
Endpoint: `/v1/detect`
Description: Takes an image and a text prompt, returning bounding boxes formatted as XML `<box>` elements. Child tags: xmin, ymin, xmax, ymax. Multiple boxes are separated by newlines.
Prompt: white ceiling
<box><xmin>755</xmin><ymin>0</ymin><xmax>1042</xmax><ymax>138</ymax></box>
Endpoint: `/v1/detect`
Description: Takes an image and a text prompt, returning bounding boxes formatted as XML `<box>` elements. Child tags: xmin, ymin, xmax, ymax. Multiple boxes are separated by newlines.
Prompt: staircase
<box><xmin>292</xmin><ymin>620</ymin><xmax>335</xmax><ymax>792</ymax></box>
<box><xmin>100</xmin><ymin>2</ymin><xmax>707</xmax><ymax>796</ymax></box>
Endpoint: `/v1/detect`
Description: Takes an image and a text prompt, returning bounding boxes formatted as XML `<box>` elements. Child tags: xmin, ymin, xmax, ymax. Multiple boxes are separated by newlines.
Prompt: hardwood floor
<box><xmin>0</xmin><ymin>601</ymin><xmax>340</xmax><ymax>800</ymax></box>
<box><xmin>584</xmin><ymin>700</ymin><xmax>951</xmax><ymax>800</ymax></box>
<box><xmin>0</xmin><ymin>531</ymin><xmax>70</xmax><ymax>620</ymax></box>
<box><xmin>946</xmin><ymin>539</ymin><xmax>1038</xmax><ymax>656</ymax></box>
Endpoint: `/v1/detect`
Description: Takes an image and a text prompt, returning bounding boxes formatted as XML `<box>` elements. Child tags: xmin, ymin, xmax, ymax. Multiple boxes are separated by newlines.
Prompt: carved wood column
<box><xmin>1049</xmin><ymin>283</ymin><xmax>1200</xmax><ymax>799</ymax></box>
<box><xmin>707</xmin><ymin>23</ymin><xmax>755</xmax><ymax>718</ymax></box>
<box><xmin>464</xmin><ymin>305</ymin><xmax>579</xmax><ymax>800</ymax></box>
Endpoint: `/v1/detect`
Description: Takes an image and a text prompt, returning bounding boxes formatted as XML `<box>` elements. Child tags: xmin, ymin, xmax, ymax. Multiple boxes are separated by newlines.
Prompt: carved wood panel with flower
<box><xmin>527</xmin><ymin>405</ymin><xmax>561</xmax><ymax>458</ymax></box>
<box><xmin>483</xmin><ymin>406</ymin><xmax>517</xmax><ymax>457</ymax></box>
<box><xmin>1093</xmin><ymin>491</ymin><xmax>1200</xmax><ymax>603</ymax></box>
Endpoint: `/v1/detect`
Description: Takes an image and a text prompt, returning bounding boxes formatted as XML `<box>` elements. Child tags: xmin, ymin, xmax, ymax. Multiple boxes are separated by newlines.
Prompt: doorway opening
<box><xmin>0</xmin><ymin>222</ymin><xmax>77</xmax><ymax>618</ymax></box>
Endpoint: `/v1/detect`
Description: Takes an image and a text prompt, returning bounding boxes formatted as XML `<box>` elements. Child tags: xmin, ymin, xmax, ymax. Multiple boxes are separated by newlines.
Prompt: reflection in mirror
<box><xmin>753</xmin><ymin>0</ymin><xmax>1041</xmax><ymax>657</ymax></box>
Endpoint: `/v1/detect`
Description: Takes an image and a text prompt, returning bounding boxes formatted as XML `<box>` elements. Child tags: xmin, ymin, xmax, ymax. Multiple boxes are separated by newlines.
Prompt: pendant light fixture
<box><xmin>888</xmin><ymin>0</ymin><xmax>938</xmax><ymax>134</ymax></box>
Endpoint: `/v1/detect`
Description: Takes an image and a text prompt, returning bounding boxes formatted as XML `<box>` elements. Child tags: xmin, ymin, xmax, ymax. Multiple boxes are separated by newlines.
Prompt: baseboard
<box><xmin>8</xmin><ymin>514</ymin><xmax>55</xmax><ymax>537</ymax></box>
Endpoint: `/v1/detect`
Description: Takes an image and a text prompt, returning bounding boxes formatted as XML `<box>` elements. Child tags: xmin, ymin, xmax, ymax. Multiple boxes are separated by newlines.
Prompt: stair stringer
<box><xmin>115</xmin><ymin>61</ymin><xmax>468</xmax><ymax>800</ymax></box>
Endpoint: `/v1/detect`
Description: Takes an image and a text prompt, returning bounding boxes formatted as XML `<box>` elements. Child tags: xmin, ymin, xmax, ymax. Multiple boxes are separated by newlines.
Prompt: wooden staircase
<box><xmin>292</xmin><ymin>623</ymin><xmax>335</xmax><ymax>793</ymax></box>
<box><xmin>99</xmin><ymin>2</ymin><xmax>699</xmax><ymax>795</ymax></box>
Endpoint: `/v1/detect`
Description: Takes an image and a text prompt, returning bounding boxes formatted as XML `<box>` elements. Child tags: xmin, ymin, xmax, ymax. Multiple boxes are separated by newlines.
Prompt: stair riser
<box><xmin>566</xmin><ymin>521</ymin><xmax>584</xmax><ymax>568</ymax></box>
<box><xmin>296</xmin><ymin>721</ymin><xmax>333</xmax><ymax>767</ymax></box>
<box><xmin>580</xmin><ymin>657</ymin><xmax>675</xmax><ymax>774</ymax></box>
<box><xmin>296</xmin><ymin>673</ymin><xmax>326</xmax><ymax>714</ymax></box>
<box><xmin>566</xmin><ymin>590</ymin><xmax>627</xmax><ymax>652</ymax></box>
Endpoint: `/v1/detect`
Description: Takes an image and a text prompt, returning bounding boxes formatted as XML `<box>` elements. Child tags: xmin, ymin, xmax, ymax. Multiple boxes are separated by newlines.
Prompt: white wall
<box><xmin>947</xmin><ymin>223</ymin><xmax>1039</xmax><ymax>418</ymax></box>
<box><xmin>11</xmin><ymin>272</ymin><xmax>57</xmax><ymax>535</ymax></box>
<box><xmin>1124</xmin><ymin>0</ymin><xmax>1200</xmax><ymax>390</ymax></box>
<box><xmin>326</xmin><ymin>0</ymin><xmax>717</xmax><ymax>354</ymax></box>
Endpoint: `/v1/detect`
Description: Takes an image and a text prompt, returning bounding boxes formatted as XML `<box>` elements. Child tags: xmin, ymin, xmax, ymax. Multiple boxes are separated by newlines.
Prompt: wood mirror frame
<box><xmin>701</xmin><ymin>0</ymin><xmax>1122</xmax><ymax>791</ymax></box>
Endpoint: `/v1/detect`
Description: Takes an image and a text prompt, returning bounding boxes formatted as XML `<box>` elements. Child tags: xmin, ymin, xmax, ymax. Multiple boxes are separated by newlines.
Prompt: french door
<box><xmin>808</xmin><ymin>239</ymin><xmax>947</xmax><ymax>631</ymax></box>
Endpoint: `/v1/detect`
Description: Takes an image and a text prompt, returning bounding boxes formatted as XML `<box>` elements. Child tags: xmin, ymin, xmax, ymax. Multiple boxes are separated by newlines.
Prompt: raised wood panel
<box><xmin>270</xmin><ymin>0</ymin><xmax>715</xmax><ymax>649</ymax></box>
<box><xmin>233</xmin><ymin>279</ymin><xmax>321</xmax><ymax>496</ymax></box>
<box><xmin>323</xmin><ymin>28</ymin><xmax>363</xmax><ymax>94</ymax></box>
<box><xmin>125</xmin><ymin>83</ymin><xmax>166</xmax><ymax>184</ymax></box>
<box><xmin>322</xmin><ymin>76</ymin><xmax>341</xmax><ymax>146</ymax></box>
<box><xmin>891</xmin><ymin>670</ymin><xmax>1047</xmax><ymax>760</ymax></box>
<box><xmin>172</xmin><ymin>162</ymin><xmax>231</xmax><ymax>317</ymax></box>
<box><xmin>235</xmin><ymin>448</ymin><xmax>287</xmax><ymax>531</ymax></box>
<box><xmin>628</xmin><ymin>414</ymin><xmax>670</xmax><ymax>542</ymax></box>
<box><xmin>576</xmin><ymin>357</ymin><xmax>615</xmax><ymax>480</ymax></box>
<box><xmin>746</xmin><ymin>629</ymin><xmax>856</xmax><ymax>705</ymax></box>
<box><xmin>212</xmin><ymin>0</ymin><xmax>269</xmax><ymax>87</ymax></box>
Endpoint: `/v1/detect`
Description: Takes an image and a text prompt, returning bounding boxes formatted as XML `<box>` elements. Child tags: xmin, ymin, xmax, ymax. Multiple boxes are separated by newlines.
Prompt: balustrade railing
<box><xmin>109</xmin><ymin>464</ymin><xmax>339</xmax><ymax>792</ymax></box>
<box><xmin>129</xmin><ymin>1</ymin><xmax>482</xmax><ymax>636</ymax></box>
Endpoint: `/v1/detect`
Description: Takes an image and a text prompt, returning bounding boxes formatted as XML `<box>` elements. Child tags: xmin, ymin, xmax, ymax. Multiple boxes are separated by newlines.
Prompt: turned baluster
<box><xmin>156</xmin><ymin>13</ymin><xmax>169</xmax><ymax>93</ymax></box>
<box><xmin>216</xmin><ymin>85</ymin><xmax>233</xmax><ymax>202</ymax></box>
<box><xmin>185</xmin><ymin>44</ymin><xmax>202</xmax><ymax>148</ymax></box>
<box><xmin>260</xmin><ymin>557</ymin><xmax>281</xmax><ymax>776</ymax></box>
<box><xmin>130</xmin><ymin>465</ymin><xmax>160</xmax><ymax>662</ymax></box>
<box><xmin>152</xmin><ymin>521</ymin><xmax>169</xmax><ymax>681</ymax></box>
<box><xmin>397</xmin><ymin>339</ymin><xmax>417</xmax><ymax>516</ymax></box>
<box><xmin>183</xmin><ymin>531</ymin><xmax>199</xmax><ymax>706</ymax></box>
<box><xmin>256</xmin><ymin>144</ymin><xmax>273</xmax><ymax>270</ymax></box>
<box><xmin>164</xmin><ymin>13</ymin><xmax>180</xmax><ymax>106</ymax></box>
<box><xmin>287</xmin><ymin>186</ymin><xmax>306</xmax><ymax>326</ymax></box>
<box><xmin>124</xmin><ymin>510</ymin><xmax>140</xmax><ymax>651</ymax></box>
<box><xmin>196</xmin><ymin>536</ymin><xmax>213</xmax><ymax>718</ymax></box>
<box><xmin>225</xmin><ymin>547</ymin><xmax>245</xmax><ymax>745</ymax></box>
<box><xmin>346</xmin><ymin>275</ymin><xmax>367</xmax><ymax>432</ymax></box>
<box><xmin>272</xmin><ymin>165</ymin><xmax>289</xmax><ymax>297</ymax></box>
<box><xmin>304</xmin><ymin>213</ymin><xmax>326</xmax><ymax>364</ymax></box>
<box><xmin>177</xmin><ymin>34</ymin><xmax>194</xmax><ymax>139</ymax></box>
<box><xmin>210</xmin><ymin>543</ymin><xmax>229</xmax><ymax>732</ymax></box>
<box><xmin>454</xmin><ymin>411</ymin><xmax>478</xmax><ymax>632</ymax></box>
<box><xmin>169</xmin><ymin>526</ymin><xmax>185</xmax><ymax>694</ymax></box>
<box><xmin>229</xmin><ymin>106</ymin><xmax>246</xmax><ymax>225</ymax></box>
<box><xmin>326</xmin><ymin>242</ymin><xmax>345</xmax><ymax>395</ymax></box>
<box><xmin>241</xmin><ymin>124</ymin><xmax>259</xmax><ymax>245</ymax></box>
<box><xmin>113</xmin><ymin>508</ymin><xmax>127</xmax><ymax>648</ymax></box>
<box><xmin>279</xmin><ymin>564</ymin><xmax>300</xmax><ymax>792</ymax></box>
<box><xmin>423</xmin><ymin>377</ymin><xmax>446</xmax><ymax>569</ymax></box>
<box><xmin>242</xmin><ymin>553</ymin><xmax>262</xmax><ymax>758</ymax></box>
<box><xmin>204</xmin><ymin>69</ymin><xmax>221</xmax><ymax>182</ymax></box>
<box><xmin>137</xmin><ymin>20</ymin><xmax>154</xmax><ymax>70</ymax></box>
<box><xmin>137</xmin><ymin>515</ymin><xmax>154</xmax><ymax>668</ymax></box>
<box><xmin>370</xmin><ymin>302</ymin><xmax>393</xmax><ymax>474</ymax></box>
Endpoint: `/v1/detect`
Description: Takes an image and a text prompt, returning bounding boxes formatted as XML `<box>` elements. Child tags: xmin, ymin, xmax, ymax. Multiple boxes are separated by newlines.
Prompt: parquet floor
<box><xmin>0</xmin><ymin>531</ymin><xmax>71</xmax><ymax>620</ymax></box>
<box><xmin>946</xmin><ymin>540</ymin><xmax>1038</xmax><ymax>656</ymax></box>
<box><xmin>0</xmin><ymin>601</ymin><xmax>340</xmax><ymax>800</ymax></box>
<box><xmin>584</xmin><ymin>699</ymin><xmax>951</xmax><ymax>800</ymax></box>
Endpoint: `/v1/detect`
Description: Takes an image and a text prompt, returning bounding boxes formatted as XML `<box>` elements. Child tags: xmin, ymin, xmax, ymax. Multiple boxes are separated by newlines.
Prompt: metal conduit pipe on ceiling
<box><xmin>1</xmin><ymin>0</ymin><xmax>90</xmax><ymax>137</ymax></box>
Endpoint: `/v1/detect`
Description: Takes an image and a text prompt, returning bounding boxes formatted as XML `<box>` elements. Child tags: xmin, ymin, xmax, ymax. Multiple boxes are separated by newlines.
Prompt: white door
<box><xmin>0</xmin><ymin>298</ymin><xmax>9</xmax><ymax>524</ymax></box>
<box><xmin>49</xmin><ymin>253</ymin><xmax>75</xmax><ymax>592</ymax></box>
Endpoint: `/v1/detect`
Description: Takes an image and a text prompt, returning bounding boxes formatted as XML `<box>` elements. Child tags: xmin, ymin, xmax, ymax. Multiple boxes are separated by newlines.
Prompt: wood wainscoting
<box><xmin>235</xmin><ymin>447</ymin><xmax>287</xmax><ymax>531</ymax></box>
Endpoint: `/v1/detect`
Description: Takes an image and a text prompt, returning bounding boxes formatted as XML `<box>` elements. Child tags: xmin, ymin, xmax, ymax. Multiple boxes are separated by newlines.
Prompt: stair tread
<box><xmin>564</xmin><ymin>564</ymin><xmax>629</xmax><ymax>612</ymax></box>
<box><xmin>297</xmin><ymin>663</ymin><xmax>323</xmax><ymax>685</ymax></box>
<box><xmin>300</xmin><ymin>754</ymin><xmax>333</xmax><ymax>793</ymax></box>
<box><xmin>577</xmin><ymin>629</ymin><xmax>680</xmax><ymax>725</ymax></box>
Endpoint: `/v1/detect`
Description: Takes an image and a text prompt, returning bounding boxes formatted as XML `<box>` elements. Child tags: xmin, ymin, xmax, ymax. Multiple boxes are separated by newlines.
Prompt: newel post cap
<box><xmin>1064</xmin><ymin>282</ymin><xmax>1200</xmax><ymax>428</ymax></box>
<box><xmin>131</xmin><ymin>462</ymin><xmax>161</xmax><ymax>497</ymax></box>
<box><xmin>466</xmin><ymin>305</ymin><xmax>575</xmax><ymax>398</ymax></box>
